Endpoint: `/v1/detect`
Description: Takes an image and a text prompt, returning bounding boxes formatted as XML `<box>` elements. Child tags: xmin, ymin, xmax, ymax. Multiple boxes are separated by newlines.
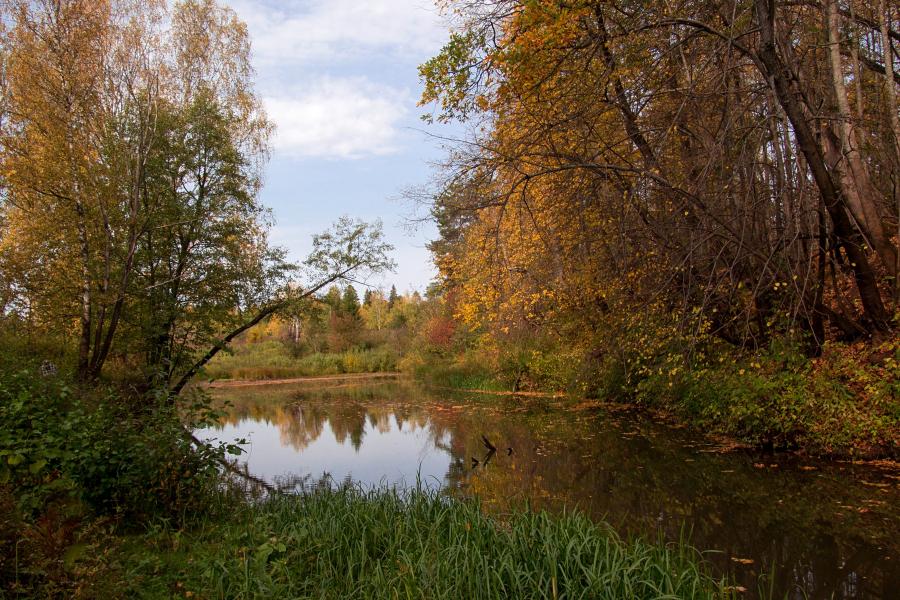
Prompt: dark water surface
<box><xmin>195</xmin><ymin>380</ymin><xmax>900</xmax><ymax>599</ymax></box>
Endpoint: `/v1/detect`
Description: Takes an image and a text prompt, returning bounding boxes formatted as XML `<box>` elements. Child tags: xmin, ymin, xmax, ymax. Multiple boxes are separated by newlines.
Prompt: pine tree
<box><xmin>324</xmin><ymin>286</ymin><xmax>342</xmax><ymax>311</ymax></box>
<box><xmin>342</xmin><ymin>285</ymin><xmax>361</xmax><ymax>316</ymax></box>
<box><xmin>388</xmin><ymin>285</ymin><xmax>399</xmax><ymax>310</ymax></box>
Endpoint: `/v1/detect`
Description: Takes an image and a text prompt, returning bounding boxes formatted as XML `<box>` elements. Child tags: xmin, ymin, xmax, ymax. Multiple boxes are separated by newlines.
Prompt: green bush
<box><xmin>523</xmin><ymin>346</ymin><xmax>583</xmax><ymax>391</ymax></box>
<box><xmin>640</xmin><ymin>339</ymin><xmax>900</xmax><ymax>456</ymax></box>
<box><xmin>404</xmin><ymin>349</ymin><xmax>507</xmax><ymax>391</ymax></box>
<box><xmin>0</xmin><ymin>370</ymin><xmax>222</xmax><ymax>521</ymax></box>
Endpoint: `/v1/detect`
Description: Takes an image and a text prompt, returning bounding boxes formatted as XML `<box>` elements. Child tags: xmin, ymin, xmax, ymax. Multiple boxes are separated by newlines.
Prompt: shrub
<box><xmin>205</xmin><ymin>341</ymin><xmax>401</xmax><ymax>380</ymax></box>
<box><xmin>0</xmin><ymin>370</ymin><xmax>222</xmax><ymax>521</ymax></box>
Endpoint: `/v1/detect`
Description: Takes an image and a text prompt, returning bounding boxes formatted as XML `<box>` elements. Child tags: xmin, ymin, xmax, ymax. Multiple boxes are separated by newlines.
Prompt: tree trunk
<box><xmin>168</xmin><ymin>300</ymin><xmax>286</xmax><ymax>397</ymax></box>
<box><xmin>168</xmin><ymin>263</ymin><xmax>364</xmax><ymax>398</ymax></box>
<box><xmin>824</xmin><ymin>0</ymin><xmax>897</xmax><ymax>275</ymax></box>
<box><xmin>753</xmin><ymin>0</ymin><xmax>889</xmax><ymax>331</ymax></box>
<box><xmin>878</xmin><ymin>0</ymin><xmax>900</xmax><ymax>292</ymax></box>
<box><xmin>75</xmin><ymin>202</ymin><xmax>92</xmax><ymax>380</ymax></box>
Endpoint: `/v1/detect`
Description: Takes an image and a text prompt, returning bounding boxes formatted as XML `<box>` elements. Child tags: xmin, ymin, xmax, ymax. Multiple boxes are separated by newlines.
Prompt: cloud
<box><xmin>264</xmin><ymin>77</ymin><xmax>409</xmax><ymax>159</ymax></box>
<box><xmin>230</xmin><ymin>0</ymin><xmax>447</xmax><ymax>66</ymax></box>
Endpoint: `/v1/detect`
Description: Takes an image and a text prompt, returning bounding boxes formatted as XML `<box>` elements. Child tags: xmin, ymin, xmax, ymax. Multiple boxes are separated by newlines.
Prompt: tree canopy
<box><xmin>0</xmin><ymin>1</ymin><xmax>393</xmax><ymax>390</ymax></box>
<box><xmin>420</xmin><ymin>0</ymin><xmax>900</xmax><ymax>364</ymax></box>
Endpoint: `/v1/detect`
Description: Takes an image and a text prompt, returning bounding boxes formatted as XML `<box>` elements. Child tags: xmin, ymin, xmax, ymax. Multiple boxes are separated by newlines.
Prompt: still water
<box><xmin>195</xmin><ymin>379</ymin><xmax>900</xmax><ymax>599</ymax></box>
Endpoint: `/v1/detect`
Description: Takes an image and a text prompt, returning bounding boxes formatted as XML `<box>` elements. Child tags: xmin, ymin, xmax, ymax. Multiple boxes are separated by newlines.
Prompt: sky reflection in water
<box><xmin>197</xmin><ymin>410</ymin><xmax>451</xmax><ymax>490</ymax></box>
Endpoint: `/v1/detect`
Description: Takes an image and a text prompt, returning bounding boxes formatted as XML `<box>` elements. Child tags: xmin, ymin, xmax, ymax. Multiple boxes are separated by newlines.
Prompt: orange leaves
<box><xmin>425</xmin><ymin>316</ymin><xmax>457</xmax><ymax>350</ymax></box>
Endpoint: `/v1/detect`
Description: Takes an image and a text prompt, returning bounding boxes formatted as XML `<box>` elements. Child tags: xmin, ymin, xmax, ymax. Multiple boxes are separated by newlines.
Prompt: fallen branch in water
<box><xmin>188</xmin><ymin>431</ymin><xmax>279</xmax><ymax>495</ymax></box>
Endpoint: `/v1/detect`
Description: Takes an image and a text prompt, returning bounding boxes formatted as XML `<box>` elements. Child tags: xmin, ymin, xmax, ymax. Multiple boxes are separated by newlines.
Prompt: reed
<box><xmin>123</xmin><ymin>486</ymin><xmax>737</xmax><ymax>599</ymax></box>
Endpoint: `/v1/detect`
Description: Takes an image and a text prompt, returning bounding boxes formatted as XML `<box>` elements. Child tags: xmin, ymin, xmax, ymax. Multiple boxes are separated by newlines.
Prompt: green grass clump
<box><xmin>121</xmin><ymin>486</ymin><xmax>732</xmax><ymax>599</ymax></box>
<box><xmin>402</xmin><ymin>351</ymin><xmax>510</xmax><ymax>392</ymax></box>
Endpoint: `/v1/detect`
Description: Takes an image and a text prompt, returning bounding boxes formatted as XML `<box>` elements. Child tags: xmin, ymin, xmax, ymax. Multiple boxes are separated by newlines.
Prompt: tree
<box><xmin>360</xmin><ymin>291</ymin><xmax>390</xmax><ymax>330</ymax></box>
<box><xmin>419</xmin><ymin>0</ymin><xmax>900</xmax><ymax>359</ymax></box>
<box><xmin>169</xmin><ymin>217</ymin><xmax>394</xmax><ymax>395</ymax></box>
<box><xmin>0</xmin><ymin>0</ymin><xmax>170</xmax><ymax>380</ymax></box>
<box><xmin>324</xmin><ymin>286</ymin><xmax>343</xmax><ymax>311</ymax></box>
<box><xmin>388</xmin><ymin>285</ymin><xmax>399</xmax><ymax>310</ymax></box>
<box><xmin>0</xmin><ymin>1</ymin><xmax>396</xmax><ymax>396</ymax></box>
<box><xmin>342</xmin><ymin>285</ymin><xmax>361</xmax><ymax>316</ymax></box>
<box><xmin>136</xmin><ymin>87</ymin><xmax>284</xmax><ymax>386</ymax></box>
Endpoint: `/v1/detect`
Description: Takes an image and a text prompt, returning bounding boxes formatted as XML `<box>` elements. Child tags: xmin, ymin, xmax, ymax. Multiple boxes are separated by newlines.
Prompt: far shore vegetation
<box><xmin>203</xmin><ymin>283</ymin><xmax>898</xmax><ymax>459</ymax></box>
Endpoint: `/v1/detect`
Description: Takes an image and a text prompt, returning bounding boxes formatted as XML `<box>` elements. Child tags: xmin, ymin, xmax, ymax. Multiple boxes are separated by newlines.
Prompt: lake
<box><xmin>195</xmin><ymin>378</ymin><xmax>900</xmax><ymax>599</ymax></box>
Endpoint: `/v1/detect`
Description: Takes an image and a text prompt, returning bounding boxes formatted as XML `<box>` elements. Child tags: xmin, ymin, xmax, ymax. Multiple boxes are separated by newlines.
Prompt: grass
<box><xmin>204</xmin><ymin>341</ymin><xmax>399</xmax><ymax>380</ymax></box>
<box><xmin>401</xmin><ymin>352</ymin><xmax>512</xmax><ymax>392</ymax></box>
<box><xmin>118</xmin><ymin>486</ymin><xmax>736</xmax><ymax>600</ymax></box>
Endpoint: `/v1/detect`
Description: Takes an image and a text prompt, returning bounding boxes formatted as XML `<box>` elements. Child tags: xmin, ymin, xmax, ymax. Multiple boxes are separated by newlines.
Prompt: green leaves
<box><xmin>304</xmin><ymin>217</ymin><xmax>396</xmax><ymax>291</ymax></box>
<box><xmin>419</xmin><ymin>30</ymin><xmax>489</xmax><ymax>123</ymax></box>
<box><xmin>0</xmin><ymin>367</ymin><xmax>223</xmax><ymax>519</ymax></box>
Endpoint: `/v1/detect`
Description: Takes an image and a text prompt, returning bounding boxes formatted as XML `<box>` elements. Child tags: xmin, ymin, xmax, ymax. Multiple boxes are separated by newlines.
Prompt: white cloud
<box><xmin>264</xmin><ymin>77</ymin><xmax>408</xmax><ymax>159</ymax></box>
<box><xmin>230</xmin><ymin>0</ymin><xmax>447</xmax><ymax>66</ymax></box>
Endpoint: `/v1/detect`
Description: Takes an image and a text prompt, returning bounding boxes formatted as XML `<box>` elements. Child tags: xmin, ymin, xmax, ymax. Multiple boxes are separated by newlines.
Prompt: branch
<box><xmin>636</xmin><ymin>18</ymin><xmax>756</xmax><ymax>59</ymax></box>
<box><xmin>189</xmin><ymin>431</ymin><xmax>277</xmax><ymax>494</ymax></box>
<box><xmin>842</xmin><ymin>46</ymin><xmax>900</xmax><ymax>85</ymax></box>
<box><xmin>168</xmin><ymin>263</ymin><xmax>362</xmax><ymax>397</ymax></box>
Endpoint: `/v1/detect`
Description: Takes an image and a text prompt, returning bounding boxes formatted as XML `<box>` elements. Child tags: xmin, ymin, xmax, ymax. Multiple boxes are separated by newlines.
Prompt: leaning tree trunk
<box><xmin>168</xmin><ymin>262</ymin><xmax>364</xmax><ymax>398</ymax></box>
<box><xmin>753</xmin><ymin>0</ymin><xmax>889</xmax><ymax>332</ymax></box>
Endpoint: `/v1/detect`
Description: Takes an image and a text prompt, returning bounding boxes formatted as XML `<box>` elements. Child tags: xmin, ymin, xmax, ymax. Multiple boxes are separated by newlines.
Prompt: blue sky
<box><xmin>227</xmin><ymin>0</ymin><xmax>457</xmax><ymax>293</ymax></box>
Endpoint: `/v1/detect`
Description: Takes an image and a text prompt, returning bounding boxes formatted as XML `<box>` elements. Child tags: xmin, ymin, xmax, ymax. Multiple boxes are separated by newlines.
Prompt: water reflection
<box><xmin>197</xmin><ymin>393</ymin><xmax>451</xmax><ymax>490</ymax></box>
<box><xmin>195</xmin><ymin>381</ymin><xmax>900</xmax><ymax>599</ymax></box>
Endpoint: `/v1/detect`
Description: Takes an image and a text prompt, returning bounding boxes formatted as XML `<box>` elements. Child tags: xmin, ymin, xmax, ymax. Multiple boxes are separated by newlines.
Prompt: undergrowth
<box><xmin>406</xmin><ymin>336</ymin><xmax>900</xmax><ymax>458</ymax></box>
<box><xmin>204</xmin><ymin>341</ymin><xmax>399</xmax><ymax>380</ymax></box>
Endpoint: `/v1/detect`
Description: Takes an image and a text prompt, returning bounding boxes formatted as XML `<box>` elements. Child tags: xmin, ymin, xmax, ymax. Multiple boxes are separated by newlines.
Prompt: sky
<box><xmin>226</xmin><ymin>0</ymin><xmax>458</xmax><ymax>293</ymax></box>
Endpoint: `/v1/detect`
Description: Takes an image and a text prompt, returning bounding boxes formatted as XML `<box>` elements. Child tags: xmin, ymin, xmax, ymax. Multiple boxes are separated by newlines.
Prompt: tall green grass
<box><xmin>122</xmin><ymin>486</ymin><xmax>736</xmax><ymax>599</ymax></box>
<box><xmin>403</xmin><ymin>353</ymin><xmax>511</xmax><ymax>392</ymax></box>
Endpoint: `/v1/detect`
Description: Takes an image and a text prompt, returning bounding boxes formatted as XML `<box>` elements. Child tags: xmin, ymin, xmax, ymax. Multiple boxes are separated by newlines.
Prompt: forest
<box><xmin>0</xmin><ymin>0</ymin><xmax>898</xmax><ymax>598</ymax></box>
<box><xmin>412</xmin><ymin>0</ymin><xmax>900</xmax><ymax>457</ymax></box>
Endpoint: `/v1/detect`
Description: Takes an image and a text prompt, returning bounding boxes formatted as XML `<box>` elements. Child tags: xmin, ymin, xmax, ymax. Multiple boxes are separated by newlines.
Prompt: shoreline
<box><xmin>204</xmin><ymin>371</ymin><xmax>402</xmax><ymax>388</ymax></box>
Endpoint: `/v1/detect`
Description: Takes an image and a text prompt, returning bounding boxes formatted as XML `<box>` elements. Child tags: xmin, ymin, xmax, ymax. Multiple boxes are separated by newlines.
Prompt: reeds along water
<box><xmin>158</xmin><ymin>485</ymin><xmax>734</xmax><ymax>600</ymax></box>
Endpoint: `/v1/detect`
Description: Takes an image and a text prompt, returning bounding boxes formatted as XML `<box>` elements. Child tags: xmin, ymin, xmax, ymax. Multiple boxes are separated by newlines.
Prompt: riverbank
<box><xmin>201</xmin><ymin>340</ymin><xmax>899</xmax><ymax>459</ymax></box>
<box><xmin>405</xmin><ymin>338</ymin><xmax>900</xmax><ymax>460</ymax></box>
<box><xmin>197</xmin><ymin>296</ymin><xmax>897</xmax><ymax>460</ymax></box>
<box><xmin>203</xmin><ymin>341</ymin><xmax>400</xmax><ymax>381</ymax></box>
<box><xmin>205</xmin><ymin>371</ymin><xmax>401</xmax><ymax>388</ymax></box>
